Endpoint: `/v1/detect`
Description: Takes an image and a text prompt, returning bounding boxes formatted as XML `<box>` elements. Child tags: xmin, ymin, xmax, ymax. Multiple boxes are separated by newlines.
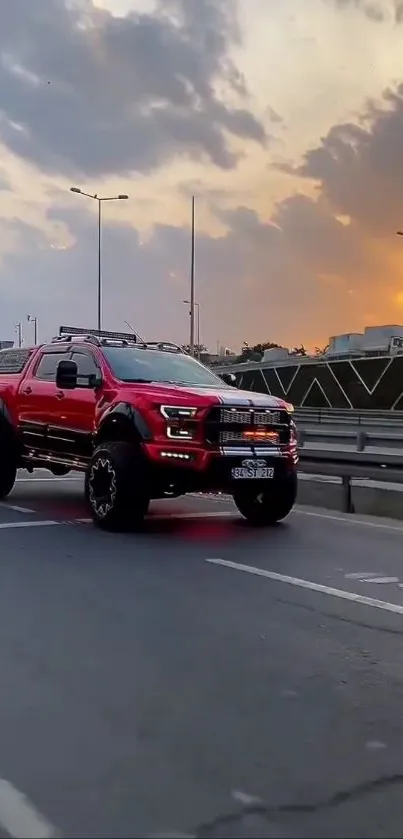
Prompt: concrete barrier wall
<box><xmin>297</xmin><ymin>475</ymin><xmax>403</xmax><ymax>520</ymax></box>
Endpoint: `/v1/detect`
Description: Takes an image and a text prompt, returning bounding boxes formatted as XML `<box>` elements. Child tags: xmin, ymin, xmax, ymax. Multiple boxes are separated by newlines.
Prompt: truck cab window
<box><xmin>35</xmin><ymin>352</ymin><xmax>68</xmax><ymax>381</ymax></box>
<box><xmin>70</xmin><ymin>351</ymin><xmax>100</xmax><ymax>387</ymax></box>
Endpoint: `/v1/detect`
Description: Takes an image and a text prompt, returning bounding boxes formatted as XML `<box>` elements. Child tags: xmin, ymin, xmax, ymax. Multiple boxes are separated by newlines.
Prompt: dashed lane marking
<box><xmin>16</xmin><ymin>477</ymin><xmax>80</xmax><ymax>483</ymax></box>
<box><xmin>293</xmin><ymin>508</ymin><xmax>403</xmax><ymax>533</ymax></box>
<box><xmin>206</xmin><ymin>558</ymin><xmax>403</xmax><ymax>616</ymax></box>
<box><xmin>0</xmin><ymin>778</ymin><xmax>60</xmax><ymax>838</ymax></box>
<box><xmin>0</xmin><ymin>520</ymin><xmax>59</xmax><ymax>530</ymax></box>
<box><xmin>0</xmin><ymin>511</ymin><xmax>236</xmax><ymax>530</ymax></box>
<box><xmin>0</xmin><ymin>502</ymin><xmax>35</xmax><ymax>514</ymax></box>
<box><xmin>76</xmin><ymin>511</ymin><xmax>236</xmax><ymax>525</ymax></box>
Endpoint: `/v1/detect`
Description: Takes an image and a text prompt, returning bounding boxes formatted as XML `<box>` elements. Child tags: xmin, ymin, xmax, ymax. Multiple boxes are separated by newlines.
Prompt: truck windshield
<box><xmin>102</xmin><ymin>347</ymin><xmax>229</xmax><ymax>387</ymax></box>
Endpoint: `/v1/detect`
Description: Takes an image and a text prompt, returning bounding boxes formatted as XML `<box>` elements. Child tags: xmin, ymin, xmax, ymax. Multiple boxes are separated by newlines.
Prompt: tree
<box><xmin>240</xmin><ymin>340</ymin><xmax>281</xmax><ymax>361</ymax></box>
<box><xmin>289</xmin><ymin>345</ymin><xmax>307</xmax><ymax>356</ymax></box>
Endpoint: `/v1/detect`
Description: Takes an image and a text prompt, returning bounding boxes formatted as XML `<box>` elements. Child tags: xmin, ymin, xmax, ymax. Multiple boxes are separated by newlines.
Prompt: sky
<box><xmin>2</xmin><ymin>0</ymin><xmax>403</xmax><ymax>351</ymax></box>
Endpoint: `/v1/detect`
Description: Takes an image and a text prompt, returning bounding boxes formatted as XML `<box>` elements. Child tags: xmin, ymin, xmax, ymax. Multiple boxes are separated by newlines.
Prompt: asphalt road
<box><xmin>1</xmin><ymin>473</ymin><xmax>403</xmax><ymax>837</ymax></box>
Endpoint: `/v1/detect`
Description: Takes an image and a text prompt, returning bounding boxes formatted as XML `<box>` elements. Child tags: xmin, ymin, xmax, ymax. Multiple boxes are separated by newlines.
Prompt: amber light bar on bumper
<box><xmin>160</xmin><ymin>405</ymin><xmax>199</xmax><ymax>441</ymax></box>
<box><xmin>242</xmin><ymin>429</ymin><xmax>279</xmax><ymax>442</ymax></box>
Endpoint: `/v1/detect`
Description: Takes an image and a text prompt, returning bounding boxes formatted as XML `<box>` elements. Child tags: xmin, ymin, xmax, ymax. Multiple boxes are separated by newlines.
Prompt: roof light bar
<box><xmin>59</xmin><ymin>326</ymin><xmax>137</xmax><ymax>342</ymax></box>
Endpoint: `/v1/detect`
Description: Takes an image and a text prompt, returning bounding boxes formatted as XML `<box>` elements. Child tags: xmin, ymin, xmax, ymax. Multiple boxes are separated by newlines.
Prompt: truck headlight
<box><xmin>160</xmin><ymin>405</ymin><xmax>199</xmax><ymax>440</ymax></box>
<box><xmin>160</xmin><ymin>406</ymin><xmax>198</xmax><ymax>419</ymax></box>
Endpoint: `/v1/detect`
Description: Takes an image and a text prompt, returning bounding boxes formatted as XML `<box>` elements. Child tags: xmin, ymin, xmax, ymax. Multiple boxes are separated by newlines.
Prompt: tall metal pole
<box><xmin>15</xmin><ymin>322</ymin><xmax>22</xmax><ymax>347</ymax></box>
<box><xmin>189</xmin><ymin>196</ymin><xmax>195</xmax><ymax>356</ymax></box>
<box><xmin>97</xmin><ymin>198</ymin><xmax>102</xmax><ymax>332</ymax></box>
<box><xmin>70</xmin><ymin>188</ymin><xmax>128</xmax><ymax>332</ymax></box>
<box><xmin>27</xmin><ymin>315</ymin><xmax>37</xmax><ymax>344</ymax></box>
<box><xmin>196</xmin><ymin>303</ymin><xmax>200</xmax><ymax>358</ymax></box>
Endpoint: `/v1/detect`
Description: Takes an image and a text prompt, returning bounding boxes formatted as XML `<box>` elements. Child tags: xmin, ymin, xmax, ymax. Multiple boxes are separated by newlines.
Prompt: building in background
<box><xmin>215</xmin><ymin>325</ymin><xmax>403</xmax><ymax>410</ymax></box>
<box><xmin>0</xmin><ymin>341</ymin><xmax>13</xmax><ymax>350</ymax></box>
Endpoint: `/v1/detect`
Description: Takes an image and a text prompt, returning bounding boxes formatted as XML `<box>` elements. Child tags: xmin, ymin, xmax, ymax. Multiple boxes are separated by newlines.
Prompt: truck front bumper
<box><xmin>142</xmin><ymin>441</ymin><xmax>298</xmax><ymax>494</ymax></box>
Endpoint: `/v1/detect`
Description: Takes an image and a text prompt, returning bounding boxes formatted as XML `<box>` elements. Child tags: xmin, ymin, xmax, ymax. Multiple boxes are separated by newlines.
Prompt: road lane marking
<box><xmin>16</xmin><ymin>478</ymin><xmax>80</xmax><ymax>483</ymax></box>
<box><xmin>293</xmin><ymin>508</ymin><xmax>403</xmax><ymax>533</ymax></box>
<box><xmin>76</xmin><ymin>511</ymin><xmax>236</xmax><ymax>525</ymax></box>
<box><xmin>0</xmin><ymin>779</ymin><xmax>60</xmax><ymax>838</ymax></box>
<box><xmin>364</xmin><ymin>577</ymin><xmax>400</xmax><ymax>584</ymax></box>
<box><xmin>205</xmin><ymin>558</ymin><xmax>403</xmax><ymax>616</ymax></box>
<box><xmin>0</xmin><ymin>503</ymin><xmax>35</xmax><ymax>514</ymax></box>
<box><xmin>0</xmin><ymin>520</ymin><xmax>58</xmax><ymax>530</ymax></box>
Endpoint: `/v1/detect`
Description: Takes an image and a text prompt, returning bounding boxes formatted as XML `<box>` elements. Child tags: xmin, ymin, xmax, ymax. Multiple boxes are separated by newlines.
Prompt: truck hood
<box><xmin>118</xmin><ymin>381</ymin><xmax>288</xmax><ymax>409</ymax></box>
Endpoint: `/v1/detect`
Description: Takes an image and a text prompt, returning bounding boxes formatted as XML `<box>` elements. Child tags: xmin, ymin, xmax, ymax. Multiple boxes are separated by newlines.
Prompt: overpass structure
<box><xmin>215</xmin><ymin>324</ymin><xmax>403</xmax><ymax>410</ymax></box>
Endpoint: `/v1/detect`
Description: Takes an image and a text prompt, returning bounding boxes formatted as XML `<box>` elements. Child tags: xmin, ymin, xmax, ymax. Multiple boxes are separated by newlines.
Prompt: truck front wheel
<box><xmin>85</xmin><ymin>441</ymin><xmax>150</xmax><ymax>531</ymax></box>
<box><xmin>233</xmin><ymin>472</ymin><xmax>297</xmax><ymax>526</ymax></box>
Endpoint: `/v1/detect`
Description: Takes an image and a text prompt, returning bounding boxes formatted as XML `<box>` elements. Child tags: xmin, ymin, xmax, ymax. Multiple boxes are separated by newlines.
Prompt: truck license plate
<box><xmin>231</xmin><ymin>466</ymin><xmax>274</xmax><ymax>479</ymax></box>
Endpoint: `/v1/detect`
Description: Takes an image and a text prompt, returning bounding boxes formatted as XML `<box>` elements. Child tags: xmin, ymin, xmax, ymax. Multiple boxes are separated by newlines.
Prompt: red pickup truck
<box><xmin>0</xmin><ymin>327</ymin><xmax>298</xmax><ymax>530</ymax></box>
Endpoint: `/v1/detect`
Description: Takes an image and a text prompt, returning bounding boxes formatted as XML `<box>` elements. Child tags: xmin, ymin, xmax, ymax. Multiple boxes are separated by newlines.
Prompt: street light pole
<box><xmin>189</xmin><ymin>196</ymin><xmax>195</xmax><ymax>356</ymax></box>
<box><xmin>27</xmin><ymin>314</ymin><xmax>38</xmax><ymax>344</ymax></box>
<box><xmin>98</xmin><ymin>199</ymin><xmax>102</xmax><ymax>334</ymax></box>
<box><xmin>15</xmin><ymin>322</ymin><xmax>22</xmax><ymax>348</ymax></box>
<box><xmin>183</xmin><ymin>299</ymin><xmax>200</xmax><ymax>358</ymax></box>
<box><xmin>70</xmin><ymin>187</ymin><xmax>129</xmax><ymax>331</ymax></box>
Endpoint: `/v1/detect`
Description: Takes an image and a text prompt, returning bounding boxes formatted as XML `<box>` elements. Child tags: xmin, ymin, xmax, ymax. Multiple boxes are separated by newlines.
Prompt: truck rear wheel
<box><xmin>0</xmin><ymin>440</ymin><xmax>17</xmax><ymax>499</ymax></box>
<box><xmin>233</xmin><ymin>473</ymin><xmax>297</xmax><ymax>526</ymax></box>
<box><xmin>85</xmin><ymin>441</ymin><xmax>150</xmax><ymax>531</ymax></box>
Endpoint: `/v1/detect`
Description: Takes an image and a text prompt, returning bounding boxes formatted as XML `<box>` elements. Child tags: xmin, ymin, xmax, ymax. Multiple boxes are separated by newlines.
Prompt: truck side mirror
<box><xmin>220</xmin><ymin>372</ymin><xmax>237</xmax><ymax>387</ymax></box>
<box><xmin>56</xmin><ymin>359</ymin><xmax>78</xmax><ymax>390</ymax></box>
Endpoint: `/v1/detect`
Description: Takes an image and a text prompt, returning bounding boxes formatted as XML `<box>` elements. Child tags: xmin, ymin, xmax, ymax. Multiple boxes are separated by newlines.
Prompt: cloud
<box><xmin>294</xmin><ymin>83</ymin><xmax>403</xmax><ymax>235</ymax></box>
<box><xmin>0</xmin><ymin>0</ymin><xmax>266</xmax><ymax>177</ymax></box>
<box><xmin>331</xmin><ymin>0</ymin><xmax>403</xmax><ymax>23</ymax></box>
<box><xmin>1</xmin><ymin>0</ymin><xmax>403</xmax><ymax>354</ymax></box>
<box><xmin>0</xmin><ymin>184</ymin><xmax>394</xmax><ymax>353</ymax></box>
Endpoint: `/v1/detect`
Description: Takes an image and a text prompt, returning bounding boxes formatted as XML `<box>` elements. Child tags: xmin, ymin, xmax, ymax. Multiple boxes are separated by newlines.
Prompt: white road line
<box><xmin>16</xmin><ymin>478</ymin><xmax>80</xmax><ymax>484</ymax></box>
<box><xmin>293</xmin><ymin>508</ymin><xmax>403</xmax><ymax>533</ymax></box>
<box><xmin>0</xmin><ymin>520</ymin><xmax>58</xmax><ymax>530</ymax></box>
<box><xmin>365</xmin><ymin>577</ymin><xmax>400</xmax><ymax>584</ymax></box>
<box><xmin>76</xmin><ymin>511</ymin><xmax>235</xmax><ymax>525</ymax></box>
<box><xmin>0</xmin><ymin>503</ymin><xmax>35</xmax><ymax>514</ymax></box>
<box><xmin>0</xmin><ymin>778</ymin><xmax>60</xmax><ymax>838</ymax></box>
<box><xmin>205</xmin><ymin>558</ymin><xmax>403</xmax><ymax>616</ymax></box>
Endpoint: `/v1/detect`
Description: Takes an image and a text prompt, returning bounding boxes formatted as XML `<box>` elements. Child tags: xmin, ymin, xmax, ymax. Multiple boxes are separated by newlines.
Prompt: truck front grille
<box><xmin>204</xmin><ymin>406</ymin><xmax>290</xmax><ymax>446</ymax></box>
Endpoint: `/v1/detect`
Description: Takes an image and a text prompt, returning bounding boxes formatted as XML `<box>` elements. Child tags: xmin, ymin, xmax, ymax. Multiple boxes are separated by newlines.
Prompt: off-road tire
<box><xmin>85</xmin><ymin>441</ymin><xmax>150</xmax><ymax>531</ymax></box>
<box><xmin>233</xmin><ymin>472</ymin><xmax>298</xmax><ymax>526</ymax></box>
<box><xmin>0</xmin><ymin>438</ymin><xmax>17</xmax><ymax>499</ymax></box>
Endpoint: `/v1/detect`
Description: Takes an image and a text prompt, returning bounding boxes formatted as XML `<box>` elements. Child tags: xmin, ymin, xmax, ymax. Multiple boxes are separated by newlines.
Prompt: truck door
<box><xmin>17</xmin><ymin>348</ymin><xmax>70</xmax><ymax>455</ymax></box>
<box><xmin>54</xmin><ymin>348</ymin><xmax>100</xmax><ymax>462</ymax></box>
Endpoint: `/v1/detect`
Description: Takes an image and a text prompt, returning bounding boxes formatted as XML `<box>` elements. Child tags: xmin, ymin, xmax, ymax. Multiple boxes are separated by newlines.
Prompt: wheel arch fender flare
<box><xmin>95</xmin><ymin>402</ymin><xmax>152</xmax><ymax>446</ymax></box>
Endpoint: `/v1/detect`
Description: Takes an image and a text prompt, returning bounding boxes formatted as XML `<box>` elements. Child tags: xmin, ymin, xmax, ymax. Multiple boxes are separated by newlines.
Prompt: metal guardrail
<box><xmin>298</xmin><ymin>428</ymin><xmax>403</xmax><ymax>451</ymax></box>
<box><xmin>294</xmin><ymin>408</ymin><xmax>403</xmax><ymax>427</ymax></box>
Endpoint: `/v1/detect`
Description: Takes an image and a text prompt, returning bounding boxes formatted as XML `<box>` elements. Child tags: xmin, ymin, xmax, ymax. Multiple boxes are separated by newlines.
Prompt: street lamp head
<box><xmin>118</xmin><ymin>194</ymin><xmax>129</xmax><ymax>200</ymax></box>
<box><xmin>70</xmin><ymin>187</ymin><xmax>81</xmax><ymax>194</ymax></box>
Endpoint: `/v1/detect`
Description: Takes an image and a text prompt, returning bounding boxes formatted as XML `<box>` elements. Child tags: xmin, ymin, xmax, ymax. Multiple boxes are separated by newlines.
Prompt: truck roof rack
<box><xmin>53</xmin><ymin>327</ymin><xmax>186</xmax><ymax>354</ymax></box>
<box><xmin>145</xmin><ymin>341</ymin><xmax>186</xmax><ymax>354</ymax></box>
<box><xmin>56</xmin><ymin>326</ymin><xmax>139</xmax><ymax>345</ymax></box>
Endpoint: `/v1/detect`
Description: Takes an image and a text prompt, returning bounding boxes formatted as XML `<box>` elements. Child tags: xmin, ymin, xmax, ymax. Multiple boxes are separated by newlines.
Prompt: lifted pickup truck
<box><xmin>0</xmin><ymin>327</ymin><xmax>298</xmax><ymax>530</ymax></box>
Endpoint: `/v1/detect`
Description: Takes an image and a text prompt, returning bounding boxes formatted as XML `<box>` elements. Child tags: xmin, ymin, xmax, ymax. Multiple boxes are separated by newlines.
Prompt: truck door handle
<box><xmin>22</xmin><ymin>386</ymin><xmax>32</xmax><ymax>395</ymax></box>
<box><xmin>56</xmin><ymin>391</ymin><xmax>65</xmax><ymax>400</ymax></box>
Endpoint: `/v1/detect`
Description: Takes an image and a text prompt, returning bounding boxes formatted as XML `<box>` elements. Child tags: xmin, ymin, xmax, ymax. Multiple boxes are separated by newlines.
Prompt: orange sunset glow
<box><xmin>1</xmin><ymin>0</ymin><xmax>403</xmax><ymax>351</ymax></box>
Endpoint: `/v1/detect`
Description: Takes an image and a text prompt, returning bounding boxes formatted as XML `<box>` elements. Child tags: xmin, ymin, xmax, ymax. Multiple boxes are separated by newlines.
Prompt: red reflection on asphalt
<box><xmin>170</xmin><ymin>521</ymin><xmax>236</xmax><ymax>541</ymax></box>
